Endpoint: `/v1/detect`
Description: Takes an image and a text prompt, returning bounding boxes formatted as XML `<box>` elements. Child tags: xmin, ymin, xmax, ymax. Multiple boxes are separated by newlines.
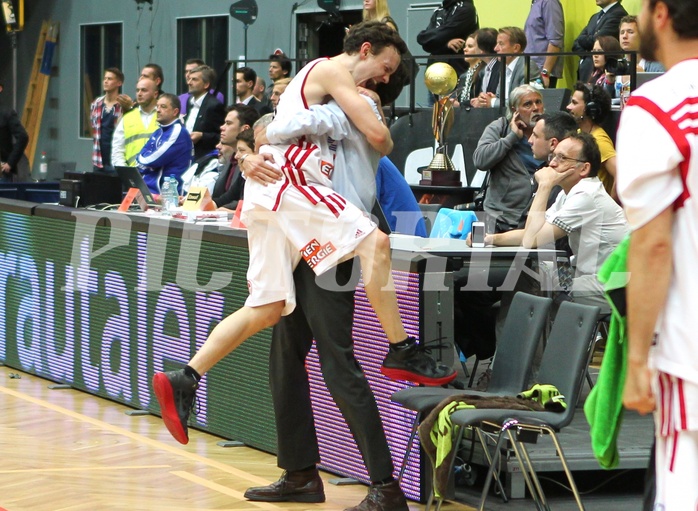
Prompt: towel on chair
<box><xmin>584</xmin><ymin>236</ymin><xmax>629</xmax><ymax>469</ymax></box>
<box><xmin>418</xmin><ymin>393</ymin><xmax>546</xmax><ymax>499</ymax></box>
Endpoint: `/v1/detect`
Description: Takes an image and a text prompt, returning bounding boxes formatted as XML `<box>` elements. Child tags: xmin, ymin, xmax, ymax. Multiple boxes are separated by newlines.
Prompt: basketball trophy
<box><xmin>421</xmin><ymin>62</ymin><xmax>462</xmax><ymax>186</ymax></box>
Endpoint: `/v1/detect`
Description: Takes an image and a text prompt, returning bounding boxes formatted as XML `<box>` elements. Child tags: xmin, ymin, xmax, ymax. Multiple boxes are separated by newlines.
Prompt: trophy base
<box><xmin>419</xmin><ymin>169</ymin><xmax>462</xmax><ymax>187</ymax></box>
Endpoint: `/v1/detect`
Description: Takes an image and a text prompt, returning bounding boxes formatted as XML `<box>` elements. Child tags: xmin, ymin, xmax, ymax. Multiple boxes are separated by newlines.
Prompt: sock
<box><xmin>184</xmin><ymin>365</ymin><xmax>201</xmax><ymax>382</ymax></box>
<box><xmin>390</xmin><ymin>337</ymin><xmax>416</xmax><ymax>351</ymax></box>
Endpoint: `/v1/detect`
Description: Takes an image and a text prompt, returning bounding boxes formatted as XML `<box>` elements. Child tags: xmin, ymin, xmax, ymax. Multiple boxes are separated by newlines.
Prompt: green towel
<box><xmin>584</xmin><ymin>236</ymin><xmax>630</xmax><ymax>469</ymax></box>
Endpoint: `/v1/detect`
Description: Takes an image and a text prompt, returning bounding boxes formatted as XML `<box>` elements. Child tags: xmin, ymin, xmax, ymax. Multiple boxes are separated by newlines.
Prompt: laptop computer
<box><xmin>62</xmin><ymin>171</ymin><xmax>123</xmax><ymax>207</ymax></box>
<box><xmin>115</xmin><ymin>166</ymin><xmax>159</xmax><ymax>208</ymax></box>
<box><xmin>636</xmin><ymin>72</ymin><xmax>663</xmax><ymax>88</ymax></box>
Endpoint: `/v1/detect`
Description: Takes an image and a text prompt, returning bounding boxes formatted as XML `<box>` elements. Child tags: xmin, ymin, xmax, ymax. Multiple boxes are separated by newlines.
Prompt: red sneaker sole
<box><xmin>380</xmin><ymin>366</ymin><xmax>457</xmax><ymax>386</ymax></box>
<box><xmin>152</xmin><ymin>373</ymin><xmax>189</xmax><ymax>445</ymax></box>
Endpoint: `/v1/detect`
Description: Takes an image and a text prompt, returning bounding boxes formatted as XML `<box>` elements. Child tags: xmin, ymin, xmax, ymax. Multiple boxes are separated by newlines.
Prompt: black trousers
<box><xmin>269</xmin><ymin>258</ymin><xmax>394</xmax><ymax>482</ymax></box>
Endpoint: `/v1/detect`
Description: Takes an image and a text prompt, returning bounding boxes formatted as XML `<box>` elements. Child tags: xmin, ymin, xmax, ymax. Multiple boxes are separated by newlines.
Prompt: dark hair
<box><xmin>191</xmin><ymin>65</ymin><xmax>217</xmax><ymax>89</ymax></box>
<box><xmin>649</xmin><ymin>0</ymin><xmax>698</xmax><ymax>39</ymax></box>
<box><xmin>105</xmin><ymin>67</ymin><xmax>124</xmax><ymax>83</ymax></box>
<box><xmin>375</xmin><ymin>58</ymin><xmax>408</xmax><ymax>105</ymax></box>
<box><xmin>595</xmin><ymin>35</ymin><xmax>622</xmax><ymax>53</ymax></box>
<box><xmin>143</xmin><ymin>63</ymin><xmax>164</xmax><ymax>89</ymax></box>
<box><xmin>539</xmin><ymin>111</ymin><xmax>578</xmax><ymax>141</ymax></box>
<box><xmin>236</xmin><ymin>128</ymin><xmax>255</xmax><ymax>152</ymax></box>
<box><xmin>159</xmin><ymin>92</ymin><xmax>181</xmax><ymax>112</ymax></box>
<box><xmin>227</xmin><ymin>104</ymin><xmax>260</xmax><ymax>128</ymax></box>
<box><xmin>573</xmin><ymin>82</ymin><xmax>611</xmax><ymax>123</ymax></box>
<box><xmin>185</xmin><ymin>58</ymin><xmax>205</xmax><ymax>67</ymax></box>
<box><xmin>474</xmin><ymin>27</ymin><xmax>498</xmax><ymax>54</ymax></box>
<box><xmin>498</xmin><ymin>26</ymin><xmax>527</xmax><ymax>52</ymax></box>
<box><xmin>343</xmin><ymin>20</ymin><xmax>408</xmax><ymax>57</ymax></box>
<box><xmin>567</xmin><ymin>131</ymin><xmax>601</xmax><ymax>177</ymax></box>
<box><xmin>268</xmin><ymin>53</ymin><xmax>293</xmax><ymax>76</ymax></box>
<box><xmin>237</xmin><ymin>66</ymin><xmax>257</xmax><ymax>85</ymax></box>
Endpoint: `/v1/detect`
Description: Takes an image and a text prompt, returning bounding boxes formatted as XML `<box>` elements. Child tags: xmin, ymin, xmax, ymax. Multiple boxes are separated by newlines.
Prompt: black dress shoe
<box><xmin>345</xmin><ymin>480</ymin><xmax>409</xmax><ymax>511</ymax></box>
<box><xmin>244</xmin><ymin>468</ymin><xmax>325</xmax><ymax>503</ymax></box>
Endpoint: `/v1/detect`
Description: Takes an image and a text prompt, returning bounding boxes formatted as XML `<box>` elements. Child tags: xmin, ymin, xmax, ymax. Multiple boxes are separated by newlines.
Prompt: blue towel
<box><xmin>429</xmin><ymin>209</ymin><xmax>478</xmax><ymax>240</ymax></box>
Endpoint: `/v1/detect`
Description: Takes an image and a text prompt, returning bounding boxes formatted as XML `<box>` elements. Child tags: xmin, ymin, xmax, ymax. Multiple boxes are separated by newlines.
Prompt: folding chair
<box><xmin>391</xmin><ymin>292</ymin><xmax>552</xmax><ymax>485</ymax></box>
<box><xmin>439</xmin><ymin>301</ymin><xmax>600</xmax><ymax>511</ymax></box>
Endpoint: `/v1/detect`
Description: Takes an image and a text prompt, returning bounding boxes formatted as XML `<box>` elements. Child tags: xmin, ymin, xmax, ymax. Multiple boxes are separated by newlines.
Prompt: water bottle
<box><xmin>168</xmin><ymin>175</ymin><xmax>179</xmax><ymax>210</ymax></box>
<box><xmin>160</xmin><ymin>176</ymin><xmax>173</xmax><ymax>211</ymax></box>
<box><xmin>39</xmin><ymin>151</ymin><xmax>48</xmax><ymax>181</ymax></box>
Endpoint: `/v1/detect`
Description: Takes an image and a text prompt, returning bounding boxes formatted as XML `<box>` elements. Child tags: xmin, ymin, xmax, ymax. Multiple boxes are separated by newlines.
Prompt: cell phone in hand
<box><xmin>471</xmin><ymin>222</ymin><xmax>485</xmax><ymax>248</ymax></box>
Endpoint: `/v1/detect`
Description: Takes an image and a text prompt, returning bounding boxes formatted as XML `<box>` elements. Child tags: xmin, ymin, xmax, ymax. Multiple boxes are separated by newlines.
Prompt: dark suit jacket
<box><xmin>572</xmin><ymin>3</ymin><xmax>629</xmax><ymax>81</ymax></box>
<box><xmin>186</xmin><ymin>93</ymin><xmax>226</xmax><ymax>161</ymax></box>
<box><xmin>0</xmin><ymin>106</ymin><xmax>29</xmax><ymax>173</ymax></box>
<box><xmin>244</xmin><ymin>96</ymin><xmax>273</xmax><ymax>116</ymax></box>
<box><xmin>472</xmin><ymin>60</ymin><xmax>501</xmax><ymax>98</ymax></box>
<box><xmin>212</xmin><ymin>160</ymin><xmax>244</xmax><ymax>210</ymax></box>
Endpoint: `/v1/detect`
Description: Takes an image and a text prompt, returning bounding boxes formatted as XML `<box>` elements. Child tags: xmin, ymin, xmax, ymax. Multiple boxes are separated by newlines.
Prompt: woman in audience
<box><xmin>587</xmin><ymin>35</ymin><xmax>622</xmax><ymax>97</ymax></box>
<box><xmin>362</xmin><ymin>0</ymin><xmax>396</xmax><ymax>31</ymax></box>
<box><xmin>567</xmin><ymin>82</ymin><xmax>619</xmax><ymax>201</ymax></box>
<box><xmin>453</xmin><ymin>33</ymin><xmax>485</xmax><ymax>107</ymax></box>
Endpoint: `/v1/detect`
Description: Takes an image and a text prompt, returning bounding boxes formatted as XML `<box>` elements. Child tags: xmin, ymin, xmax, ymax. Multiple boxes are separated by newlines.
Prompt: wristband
<box><xmin>541</xmin><ymin>68</ymin><xmax>550</xmax><ymax>77</ymax></box>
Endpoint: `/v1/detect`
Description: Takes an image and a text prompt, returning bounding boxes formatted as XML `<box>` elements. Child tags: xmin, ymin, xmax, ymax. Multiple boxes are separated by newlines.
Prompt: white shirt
<box><xmin>617</xmin><ymin>59</ymin><xmax>698</xmax><ymax>385</ymax></box>
<box><xmin>111</xmin><ymin>106</ymin><xmax>157</xmax><ymax>167</ymax></box>
<box><xmin>545</xmin><ymin>177</ymin><xmax>628</xmax><ymax>278</ymax></box>
<box><xmin>185</xmin><ymin>94</ymin><xmax>205</xmax><ymax>133</ymax></box>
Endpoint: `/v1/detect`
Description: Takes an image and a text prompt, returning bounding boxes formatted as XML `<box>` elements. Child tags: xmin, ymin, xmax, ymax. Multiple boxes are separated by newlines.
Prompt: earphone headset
<box><xmin>583</xmin><ymin>84</ymin><xmax>603</xmax><ymax>123</ymax></box>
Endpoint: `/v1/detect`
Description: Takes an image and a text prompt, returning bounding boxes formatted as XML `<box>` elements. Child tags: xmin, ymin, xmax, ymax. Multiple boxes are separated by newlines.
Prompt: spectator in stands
<box><xmin>253</xmin><ymin>76</ymin><xmax>272</xmax><ymax>112</ymax></box>
<box><xmin>610</xmin><ymin>15</ymin><xmax>666</xmax><ymax>101</ymax></box>
<box><xmin>235</xmin><ymin>127</ymin><xmax>255</xmax><ymax>161</ymax></box>
<box><xmin>0</xmin><ymin>80</ymin><xmax>29</xmax><ymax>182</ymax></box>
<box><xmin>90</xmin><ymin>67</ymin><xmax>124</xmax><ymax>174</ymax></box>
<box><xmin>417</xmin><ymin>0</ymin><xmax>479</xmax><ymax>78</ymax></box>
<box><xmin>265</xmin><ymin>53</ymin><xmax>292</xmax><ymax>98</ymax></box>
<box><xmin>212</xmin><ymin>105</ymin><xmax>259</xmax><ymax>211</ymax></box>
<box><xmin>112</xmin><ymin>77</ymin><xmax>159</xmax><ymax>167</ymax></box>
<box><xmin>473</xmin><ymin>27</ymin><xmax>540</xmax><ymax>109</ymax></box>
<box><xmin>572</xmin><ymin>0</ymin><xmax>628</xmax><ymax>82</ymax></box>
<box><xmin>136</xmin><ymin>93</ymin><xmax>193</xmax><ymax>195</ymax></box>
<box><xmin>524</xmin><ymin>0</ymin><xmax>564</xmax><ymax>88</ymax></box>
<box><xmin>362</xmin><ymin>0</ymin><xmax>397</xmax><ymax>31</ymax></box>
<box><xmin>179</xmin><ymin>58</ymin><xmax>224</xmax><ymax>116</ymax></box>
<box><xmin>453</xmin><ymin>33</ymin><xmax>485</xmax><ymax>107</ymax></box>
<box><xmin>467</xmin><ymin>27</ymin><xmax>499</xmax><ymax>105</ymax></box>
<box><xmin>235</xmin><ymin>67</ymin><xmax>272</xmax><ymax>115</ymax></box>
<box><xmin>567</xmin><ymin>82</ymin><xmax>618</xmax><ymax>200</ymax></box>
<box><xmin>619</xmin><ymin>15</ymin><xmax>665</xmax><ymax>72</ymax></box>
<box><xmin>473</xmin><ymin>84</ymin><xmax>545</xmax><ymax>233</ymax></box>
<box><xmin>269</xmin><ymin>77</ymin><xmax>291</xmax><ymax>110</ymax></box>
<box><xmin>587</xmin><ymin>35</ymin><xmax>623</xmax><ymax>93</ymax></box>
<box><xmin>184</xmin><ymin>65</ymin><xmax>226</xmax><ymax>161</ymax></box>
<box><xmin>116</xmin><ymin>63</ymin><xmax>165</xmax><ymax>112</ymax></box>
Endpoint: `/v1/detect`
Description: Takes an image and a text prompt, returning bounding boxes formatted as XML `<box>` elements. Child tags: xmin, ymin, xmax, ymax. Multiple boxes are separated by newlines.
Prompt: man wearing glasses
<box><xmin>477</xmin><ymin>131</ymin><xmax>627</xmax><ymax>308</ymax></box>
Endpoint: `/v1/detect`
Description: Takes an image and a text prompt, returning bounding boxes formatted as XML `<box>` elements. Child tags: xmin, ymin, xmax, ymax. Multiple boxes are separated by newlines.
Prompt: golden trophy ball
<box><xmin>424</xmin><ymin>62</ymin><xmax>458</xmax><ymax>96</ymax></box>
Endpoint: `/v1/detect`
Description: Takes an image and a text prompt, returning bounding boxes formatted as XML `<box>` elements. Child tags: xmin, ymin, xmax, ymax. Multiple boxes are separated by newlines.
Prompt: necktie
<box><xmin>596</xmin><ymin>10</ymin><xmax>605</xmax><ymax>26</ymax></box>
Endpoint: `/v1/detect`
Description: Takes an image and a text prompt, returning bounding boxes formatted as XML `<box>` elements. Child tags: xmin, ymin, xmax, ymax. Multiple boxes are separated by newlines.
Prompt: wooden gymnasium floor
<box><xmin>0</xmin><ymin>366</ymin><xmax>475</xmax><ymax>511</ymax></box>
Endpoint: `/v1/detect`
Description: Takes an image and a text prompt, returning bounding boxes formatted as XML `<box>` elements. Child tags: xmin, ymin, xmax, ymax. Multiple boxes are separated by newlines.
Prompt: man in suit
<box><xmin>0</xmin><ymin>80</ymin><xmax>29</xmax><ymax>182</ymax></box>
<box><xmin>572</xmin><ymin>0</ymin><xmax>628</xmax><ymax>82</ymax></box>
<box><xmin>211</xmin><ymin>104</ymin><xmax>259</xmax><ymax>211</ymax></box>
<box><xmin>235</xmin><ymin>67</ymin><xmax>272</xmax><ymax>116</ymax></box>
<box><xmin>473</xmin><ymin>27</ymin><xmax>540</xmax><ymax>109</ymax></box>
<box><xmin>184</xmin><ymin>65</ymin><xmax>226</xmax><ymax>161</ymax></box>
